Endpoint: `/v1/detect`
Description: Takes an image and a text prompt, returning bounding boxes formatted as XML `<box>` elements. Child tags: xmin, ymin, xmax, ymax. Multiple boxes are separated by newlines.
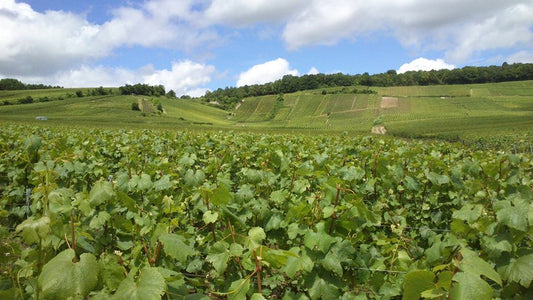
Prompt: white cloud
<box><xmin>8</xmin><ymin>61</ymin><xmax>215</xmax><ymax>97</ymax></box>
<box><xmin>204</xmin><ymin>0</ymin><xmax>307</xmax><ymax>26</ymax></box>
<box><xmin>143</xmin><ymin>61</ymin><xmax>215</xmax><ymax>96</ymax></box>
<box><xmin>237</xmin><ymin>58</ymin><xmax>299</xmax><ymax>87</ymax></box>
<box><xmin>0</xmin><ymin>0</ymin><xmax>217</xmax><ymax>77</ymax></box>
<box><xmin>398</xmin><ymin>58</ymin><xmax>456</xmax><ymax>74</ymax></box>
<box><xmin>280</xmin><ymin>0</ymin><xmax>533</xmax><ymax>63</ymax></box>
<box><xmin>507</xmin><ymin>51</ymin><xmax>533</xmax><ymax>64</ymax></box>
<box><xmin>307</xmin><ymin>67</ymin><xmax>319</xmax><ymax>75</ymax></box>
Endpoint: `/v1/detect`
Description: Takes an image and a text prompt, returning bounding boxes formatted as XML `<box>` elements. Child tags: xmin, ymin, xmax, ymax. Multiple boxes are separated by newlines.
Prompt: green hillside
<box><xmin>1</xmin><ymin>81</ymin><xmax>532</xmax><ymax>150</ymax></box>
<box><xmin>0</xmin><ymin>93</ymin><xmax>231</xmax><ymax>128</ymax></box>
<box><xmin>232</xmin><ymin>80</ymin><xmax>533</xmax><ymax>139</ymax></box>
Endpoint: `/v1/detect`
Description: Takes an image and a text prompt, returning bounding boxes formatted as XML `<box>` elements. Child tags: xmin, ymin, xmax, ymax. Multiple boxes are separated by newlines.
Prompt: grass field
<box><xmin>1</xmin><ymin>81</ymin><xmax>533</xmax><ymax>150</ymax></box>
<box><xmin>0</xmin><ymin>93</ymin><xmax>231</xmax><ymax>129</ymax></box>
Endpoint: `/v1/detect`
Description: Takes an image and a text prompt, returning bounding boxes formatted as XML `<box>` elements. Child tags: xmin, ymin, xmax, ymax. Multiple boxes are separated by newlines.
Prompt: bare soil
<box><xmin>380</xmin><ymin>97</ymin><xmax>398</xmax><ymax>108</ymax></box>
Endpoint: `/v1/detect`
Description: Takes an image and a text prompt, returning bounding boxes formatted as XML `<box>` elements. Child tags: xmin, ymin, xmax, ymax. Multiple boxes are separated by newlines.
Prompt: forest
<box><xmin>200</xmin><ymin>62</ymin><xmax>533</xmax><ymax>109</ymax></box>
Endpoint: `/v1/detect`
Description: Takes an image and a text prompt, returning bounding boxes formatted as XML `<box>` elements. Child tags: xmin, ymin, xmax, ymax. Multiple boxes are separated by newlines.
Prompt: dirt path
<box><xmin>351</xmin><ymin>96</ymin><xmax>357</xmax><ymax>110</ymax></box>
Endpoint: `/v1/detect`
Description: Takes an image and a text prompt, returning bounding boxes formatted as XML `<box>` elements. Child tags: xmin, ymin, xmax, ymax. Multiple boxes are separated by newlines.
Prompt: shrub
<box><xmin>75</xmin><ymin>90</ymin><xmax>83</xmax><ymax>97</ymax></box>
<box><xmin>131</xmin><ymin>102</ymin><xmax>140</xmax><ymax>111</ymax></box>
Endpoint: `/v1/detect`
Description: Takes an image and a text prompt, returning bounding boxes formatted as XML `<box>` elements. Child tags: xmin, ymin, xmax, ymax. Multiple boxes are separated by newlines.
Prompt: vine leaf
<box><xmin>16</xmin><ymin>216</ymin><xmax>50</xmax><ymax>244</ymax></box>
<box><xmin>227</xmin><ymin>277</ymin><xmax>250</xmax><ymax>300</ymax></box>
<box><xmin>494</xmin><ymin>197</ymin><xmax>529</xmax><ymax>231</ymax></box>
<box><xmin>458</xmin><ymin>249</ymin><xmax>502</xmax><ymax>286</ymax></box>
<box><xmin>248</xmin><ymin>227</ymin><xmax>266</xmax><ymax>250</ymax></box>
<box><xmin>89</xmin><ymin>181</ymin><xmax>114</xmax><ymax>206</ymax></box>
<box><xmin>450</xmin><ymin>272</ymin><xmax>492</xmax><ymax>300</ymax></box>
<box><xmin>203</xmin><ymin>210</ymin><xmax>219</xmax><ymax>224</ymax></box>
<box><xmin>38</xmin><ymin>249</ymin><xmax>98</xmax><ymax>300</ymax></box>
<box><xmin>159</xmin><ymin>233</ymin><xmax>195</xmax><ymax>264</ymax></box>
<box><xmin>308</xmin><ymin>276</ymin><xmax>339</xmax><ymax>300</ymax></box>
<box><xmin>112</xmin><ymin>267</ymin><xmax>166</xmax><ymax>300</ymax></box>
<box><xmin>402</xmin><ymin>270</ymin><xmax>435</xmax><ymax>300</ymax></box>
<box><xmin>500</xmin><ymin>254</ymin><xmax>533</xmax><ymax>288</ymax></box>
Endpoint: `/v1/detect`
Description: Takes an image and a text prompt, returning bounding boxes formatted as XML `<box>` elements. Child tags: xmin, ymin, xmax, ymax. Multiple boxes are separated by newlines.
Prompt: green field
<box><xmin>0</xmin><ymin>93</ymin><xmax>231</xmax><ymax>128</ymax></box>
<box><xmin>1</xmin><ymin>81</ymin><xmax>533</xmax><ymax>150</ymax></box>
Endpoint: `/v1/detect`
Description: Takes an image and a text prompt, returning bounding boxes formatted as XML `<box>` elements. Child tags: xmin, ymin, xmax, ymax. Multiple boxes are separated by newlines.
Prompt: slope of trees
<box><xmin>119</xmin><ymin>83</ymin><xmax>165</xmax><ymax>96</ymax></box>
<box><xmin>0</xmin><ymin>78</ymin><xmax>61</xmax><ymax>90</ymax></box>
<box><xmin>200</xmin><ymin>63</ymin><xmax>533</xmax><ymax>109</ymax></box>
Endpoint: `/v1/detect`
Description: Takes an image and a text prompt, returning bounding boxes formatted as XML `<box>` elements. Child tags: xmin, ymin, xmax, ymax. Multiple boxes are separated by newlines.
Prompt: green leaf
<box><xmin>211</xmin><ymin>185</ymin><xmax>232</xmax><ymax>206</ymax></box>
<box><xmin>154</xmin><ymin>175</ymin><xmax>172</xmax><ymax>191</ymax></box>
<box><xmin>89</xmin><ymin>211</ymin><xmax>111</xmax><ymax>228</ymax></box>
<box><xmin>39</xmin><ymin>249</ymin><xmax>98</xmax><ymax>300</ymax></box>
<box><xmin>308</xmin><ymin>276</ymin><xmax>340</xmax><ymax>300</ymax></box>
<box><xmin>404</xmin><ymin>176</ymin><xmax>421</xmax><ymax>191</ymax></box>
<box><xmin>494</xmin><ymin>198</ymin><xmax>529</xmax><ymax>231</ymax></box>
<box><xmin>227</xmin><ymin>278</ymin><xmax>250</xmax><ymax>300</ymax></box>
<box><xmin>426</xmin><ymin>172</ymin><xmax>449</xmax><ymax>185</ymax></box>
<box><xmin>138</xmin><ymin>173</ymin><xmax>153</xmax><ymax>190</ymax></box>
<box><xmin>251</xmin><ymin>293</ymin><xmax>267</xmax><ymax>300</ymax></box>
<box><xmin>322</xmin><ymin>206</ymin><xmax>335</xmax><ymax>218</ymax></box>
<box><xmin>113</xmin><ymin>267</ymin><xmax>166</xmax><ymax>300</ymax></box>
<box><xmin>500</xmin><ymin>254</ymin><xmax>533</xmax><ymax>288</ymax></box>
<box><xmin>159</xmin><ymin>233</ymin><xmax>195</xmax><ymax>264</ymax></box>
<box><xmin>452</xmin><ymin>204</ymin><xmax>483</xmax><ymax>224</ymax></box>
<box><xmin>16</xmin><ymin>216</ymin><xmax>50</xmax><ymax>244</ymax></box>
<box><xmin>351</xmin><ymin>197</ymin><xmax>380</xmax><ymax>226</ymax></box>
<box><xmin>207</xmin><ymin>241</ymin><xmax>230</xmax><ymax>274</ymax></box>
<box><xmin>304</xmin><ymin>222</ymin><xmax>336</xmax><ymax>253</ymax></box>
<box><xmin>402</xmin><ymin>270</ymin><xmax>435</xmax><ymax>300</ymax></box>
<box><xmin>48</xmin><ymin>188</ymin><xmax>74</xmax><ymax>214</ymax></box>
<box><xmin>203</xmin><ymin>210</ymin><xmax>219</xmax><ymax>224</ymax></box>
<box><xmin>283</xmin><ymin>249</ymin><xmax>314</xmax><ymax>278</ymax></box>
<box><xmin>450</xmin><ymin>272</ymin><xmax>493</xmax><ymax>300</ymax></box>
<box><xmin>89</xmin><ymin>180</ymin><xmax>114</xmax><ymax>206</ymax></box>
<box><xmin>248</xmin><ymin>227</ymin><xmax>266</xmax><ymax>250</ymax></box>
<box><xmin>99</xmin><ymin>253</ymin><xmax>126</xmax><ymax>291</ymax></box>
<box><xmin>459</xmin><ymin>249</ymin><xmax>502</xmax><ymax>286</ymax></box>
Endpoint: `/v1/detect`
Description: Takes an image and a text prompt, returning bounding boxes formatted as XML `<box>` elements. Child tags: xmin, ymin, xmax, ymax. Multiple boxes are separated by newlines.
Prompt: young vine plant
<box><xmin>0</xmin><ymin>125</ymin><xmax>531</xmax><ymax>299</ymax></box>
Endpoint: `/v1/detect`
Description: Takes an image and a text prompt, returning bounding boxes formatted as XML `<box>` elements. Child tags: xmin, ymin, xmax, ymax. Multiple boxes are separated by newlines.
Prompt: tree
<box><xmin>0</xmin><ymin>78</ymin><xmax>25</xmax><ymax>90</ymax></box>
<box><xmin>166</xmin><ymin>90</ymin><xmax>176</xmax><ymax>98</ymax></box>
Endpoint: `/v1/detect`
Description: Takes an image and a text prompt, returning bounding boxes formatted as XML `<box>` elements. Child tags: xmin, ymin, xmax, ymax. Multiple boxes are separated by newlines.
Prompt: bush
<box><xmin>131</xmin><ymin>102</ymin><xmax>140</xmax><ymax>111</ymax></box>
<box><xmin>18</xmin><ymin>96</ymin><xmax>33</xmax><ymax>104</ymax></box>
<box><xmin>75</xmin><ymin>90</ymin><xmax>83</xmax><ymax>97</ymax></box>
<box><xmin>3</xmin><ymin>100</ymin><xmax>10</xmax><ymax>105</ymax></box>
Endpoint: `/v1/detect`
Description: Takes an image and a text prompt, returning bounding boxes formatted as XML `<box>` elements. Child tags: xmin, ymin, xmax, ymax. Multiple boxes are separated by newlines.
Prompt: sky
<box><xmin>1</xmin><ymin>0</ymin><xmax>532</xmax><ymax>96</ymax></box>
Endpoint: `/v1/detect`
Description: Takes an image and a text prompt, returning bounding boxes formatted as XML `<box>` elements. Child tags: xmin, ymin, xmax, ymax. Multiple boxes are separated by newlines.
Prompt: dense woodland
<box><xmin>200</xmin><ymin>62</ymin><xmax>533</xmax><ymax>109</ymax></box>
<box><xmin>0</xmin><ymin>78</ymin><xmax>61</xmax><ymax>90</ymax></box>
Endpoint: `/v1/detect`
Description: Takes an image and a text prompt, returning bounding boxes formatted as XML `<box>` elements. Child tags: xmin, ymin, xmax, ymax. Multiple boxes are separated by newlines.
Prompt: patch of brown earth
<box><xmin>380</xmin><ymin>97</ymin><xmax>398</xmax><ymax>108</ymax></box>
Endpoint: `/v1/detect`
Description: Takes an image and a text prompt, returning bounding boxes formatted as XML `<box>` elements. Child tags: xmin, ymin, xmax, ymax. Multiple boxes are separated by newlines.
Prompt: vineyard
<box><xmin>0</xmin><ymin>125</ymin><xmax>532</xmax><ymax>299</ymax></box>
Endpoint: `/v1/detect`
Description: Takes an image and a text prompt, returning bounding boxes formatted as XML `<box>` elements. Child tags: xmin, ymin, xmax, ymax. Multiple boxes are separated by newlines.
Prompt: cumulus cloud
<box><xmin>8</xmin><ymin>61</ymin><xmax>215</xmax><ymax>97</ymax></box>
<box><xmin>143</xmin><ymin>61</ymin><xmax>215</xmax><ymax>96</ymax></box>
<box><xmin>397</xmin><ymin>58</ymin><xmax>456</xmax><ymax>74</ymax></box>
<box><xmin>507</xmin><ymin>51</ymin><xmax>533</xmax><ymax>63</ymax></box>
<box><xmin>279</xmin><ymin>0</ymin><xmax>533</xmax><ymax>63</ymax></box>
<box><xmin>0</xmin><ymin>0</ymin><xmax>217</xmax><ymax>77</ymax></box>
<box><xmin>237</xmin><ymin>58</ymin><xmax>299</xmax><ymax>87</ymax></box>
<box><xmin>204</xmin><ymin>0</ymin><xmax>307</xmax><ymax>26</ymax></box>
<box><xmin>307</xmin><ymin>67</ymin><xmax>319</xmax><ymax>75</ymax></box>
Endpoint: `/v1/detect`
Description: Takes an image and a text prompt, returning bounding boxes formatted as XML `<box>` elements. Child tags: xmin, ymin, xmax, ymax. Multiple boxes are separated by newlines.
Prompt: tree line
<box><xmin>119</xmin><ymin>83</ymin><xmax>166</xmax><ymax>97</ymax></box>
<box><xmin>200</xmin><ymin>62</ymin><xmax>533</xmax><ymax>109</ymax></box>
<box><xmin>0</xmin><ymin>78</ymin><xmax>61</xmax><ymax>90</ymax></box>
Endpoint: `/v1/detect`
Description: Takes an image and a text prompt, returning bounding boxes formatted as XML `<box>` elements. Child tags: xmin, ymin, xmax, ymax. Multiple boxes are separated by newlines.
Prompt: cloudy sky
<box><xmin>1</xmin><ymin>0</ymin><xmax>532</xmax><ymax>96</ymax></box>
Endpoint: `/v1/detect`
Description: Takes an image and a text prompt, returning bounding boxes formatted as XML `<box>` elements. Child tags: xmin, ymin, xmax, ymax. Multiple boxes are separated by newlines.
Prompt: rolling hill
<box><xmin>1</xmin><ymin>81</ymin><xmax>532</xmax><ymax>149</ymax></box>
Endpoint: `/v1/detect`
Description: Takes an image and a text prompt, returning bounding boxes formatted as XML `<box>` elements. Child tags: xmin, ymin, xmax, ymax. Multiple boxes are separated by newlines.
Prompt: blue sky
<box><xmin>1</xmin><ymin>0</ymin><xmax>532</xmax><ymax>96</ymax></box>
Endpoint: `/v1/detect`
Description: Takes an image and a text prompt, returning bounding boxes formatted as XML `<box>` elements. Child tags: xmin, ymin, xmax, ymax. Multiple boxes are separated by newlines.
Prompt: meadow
<box><xmin>0</xmin><ymin>80</ymin><xmax>532</xmax><ymax>298</ymax></box>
